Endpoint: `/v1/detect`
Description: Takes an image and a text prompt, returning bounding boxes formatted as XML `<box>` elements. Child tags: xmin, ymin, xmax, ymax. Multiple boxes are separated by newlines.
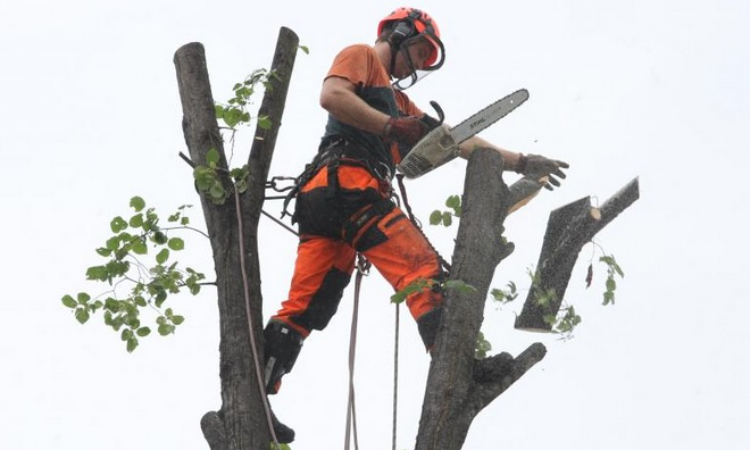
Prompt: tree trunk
<box><xmin>174</xmin><ymin>27</ymin><xmax>299</xmax><ymax>450</ymax></box>
<box><xmin>415</xmin><ymin>148</ymin><xmax>546</xmax><ymax>450</ymax></box>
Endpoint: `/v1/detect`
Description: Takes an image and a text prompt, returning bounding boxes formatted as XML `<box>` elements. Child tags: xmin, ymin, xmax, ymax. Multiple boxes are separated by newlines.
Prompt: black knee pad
<box><xmin>292</xmin><ymin>267</ymin><xmax>352</xmax><ymax>331</ymax></box>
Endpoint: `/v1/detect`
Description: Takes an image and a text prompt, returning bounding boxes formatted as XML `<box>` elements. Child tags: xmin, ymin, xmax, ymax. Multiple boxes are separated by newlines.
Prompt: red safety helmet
<box><xmin>377</xmin><ymin>7</ymin><xmax>444</xmax><ymax>70</ymax></box>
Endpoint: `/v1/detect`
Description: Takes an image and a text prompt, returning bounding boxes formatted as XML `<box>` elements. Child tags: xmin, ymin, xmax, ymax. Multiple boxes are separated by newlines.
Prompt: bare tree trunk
<box><xmin>174</xmin><ymin>27</ymin><xmax>299</xmax><ymax>450</ymax></box>
<box><xmin>415</xmin><ymin>149</ymin><xmax>547</xmax><ymax>450</ymax></box>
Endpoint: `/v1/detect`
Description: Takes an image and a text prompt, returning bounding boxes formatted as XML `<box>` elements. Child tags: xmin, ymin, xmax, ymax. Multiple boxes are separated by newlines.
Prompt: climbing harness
<box><xmin>261</xmin><ymin>158</ymin><xmax>449</xmax><ymax>450</ymax></box>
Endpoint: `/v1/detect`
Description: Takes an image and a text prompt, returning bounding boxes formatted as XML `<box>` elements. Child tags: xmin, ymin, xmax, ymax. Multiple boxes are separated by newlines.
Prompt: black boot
<box><xmin>270</xmin><ymin>409</ymin><xmax>295</xmax><ymax>444</ymax></box>
<box><xmin>263</xmin><ymin>321</ymin><xmax>304</xmax><ymax>394</ymax></box>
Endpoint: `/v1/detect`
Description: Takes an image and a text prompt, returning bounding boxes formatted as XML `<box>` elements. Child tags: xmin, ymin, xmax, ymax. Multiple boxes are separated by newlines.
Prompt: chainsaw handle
<box><xmin>428</xmin><ymin>100</ymin><xmax>445</xmax><ymax>125</ymax></box>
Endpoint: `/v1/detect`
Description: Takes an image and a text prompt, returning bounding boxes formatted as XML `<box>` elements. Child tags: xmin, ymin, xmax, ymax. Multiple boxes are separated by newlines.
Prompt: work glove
<box><xmin>516</xmin><ymin>154</ymin><xmax>569</xmax><ymax>191</ymax></box>
<box><xmin>383</xmin><ymin>116</ymin><xmax>430</xmax><ymax>147</ymax></box>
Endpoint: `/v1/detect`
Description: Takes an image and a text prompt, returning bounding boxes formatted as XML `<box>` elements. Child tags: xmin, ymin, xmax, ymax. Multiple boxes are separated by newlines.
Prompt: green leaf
<box><xmin>75</xmin><ymin>308</ymin><xmax>90</xmax><ymax>324</ymax></box>
<box><xmin>77</xmin><ymin>292</ymin><xmax>91</xmax><ymax>304</ymax></box>
<box><xmin>110</xmin><ymin>216</ymin><xmax>128</xmax><ymax>233</ymax></box>
<box><xmin>156</xmin><ymin>248</ymin><xmax>170</xmax><ymax>265</ymax></box>
<box><xmin>429</xmin><ymin>210</ymin><xmax>442</xmax><ymax>225</ymax></box>
<box><xmin>446</xmin><ymin>195</ymin><xmax>460</xmax><ymax>209</ymax></box>
<box><xmin>209</xmin><ymin>183</ymin><xmax>225</xmax><ymax>200</ymax></box>
<box><xmin>105</xmin><ymin>260</ymin><xmax>130</xmax><ymax>278</ymax></box>
<box><xmin>86</xmin><ymin>266</ymin><xmax>108</xmax><ymax>282</ymax></box>
<box><xmin>154</xmin><ymin>290</ymin><xmax>167</xmax><ymax>308</ymax></box>
<box><xmin>96</xmin><ymin>247</ymin><xmax>112</xmax><ymax>257</ymax></box>
<box><xmin>131</xmin><ymin>239</ymin><xmax>148</xmax><ymax>255</ymax></box>
<box><xmin>171</xmin><ymin>315</ymin><xmax>185</xmax><ymax>325</ymax></box>
<box><xmin>390</xmin><ymin>279</ymin><xmax>429</xmax><ymax>304</ymax></box>
<box><xmin>158</xmin><ymin>323</ymin><xmax>175</xmax><ymax>336</ymax></box>
<box><xmin>125</xmin><ymin>315</ymin><xmax>140</xmax><ymax>329</ymax></box>
<box><xmin>180</xmin><ymin>217</ymin><xmax>190</xmax><ymax>226</ymax></box>
<box><xmin>121</xmin><ymin>328</ymin><xmax>133</xmax><ymax>341</ymax></box>
<box><xmin>105</xmin><ymin>235</ymin><xmax>120</xmax><ymax>251</ymax></box>
<box><xmin>167</xmin><ymin>237</ymin><xmax>185</xmax><ymax>251</ymax></box>
<box><xmin>270</xmin><ymin>442</ymin><xmax>292</xmax><ymax>450</ymax></box>
<box><xmin>224</xmin><ymin>108</ymin><xmax>240</xmax><ymax>128</ymax></box>
<box><xmin>152</xmin><ymin>231</ymin><xmax>168</xmax><ymax>245</ymax></box>
<box><xmin>606</xmin><ymin>277</ymin><xmax>617</xmax><ymax>292</ymax></box>
<box><xmin>130</xmin><ymin>196</ymin><xmax>146</xmax><ymax>212</ymax></box>
<box><xmin>62</xmin><ymin>295</ymin><xmax>77</xmax><ymax>309</ymax></box>
<box><xmin>214</xmin><ymin>104</ymin><xmax>225</xmax><ymax>119</ymax></box>
<box><xmin>299</xmin><ymin>45</ymin><xmax>310</xmax><ymax>54</ymax></box>
<box><xmin>542</xmin><ymin>313</ymin><xmax>557</xmax><ymax>325</ymax></box>
<box><xmin>194</xmin><ymin>166</ymin><xmax>214</xmax><ymax>191</ymax></box>
<box><xmin>443</xmin><ymin>279</ymin><xmax>476</xmax><ymax>294</ymax></box>
<box><xmin>136</xmin><ymin>327</ymin><xmax>151</xmax><ymax>337</ymax></box>
<box><xmin>490</xmin><ymin>288</ymin><xmax>506</xmax><ymax>302</ymax></box>
<box><xmin>206</xmin><ymin>148</ymin><xmax>220</xmax><ymax>166</ymax></box>
<box><xmin>103</xmin><ymin>299</ymin><xmax>118</xmax><ymax>312</ymax></box>
<box><xmin>129</xmin><ymin>213</ymin><xmax>144</xmax><ymax>228</ymax></box>
<box><xmin>442</xmin><ymin>212</ymin><xmax>452</xmax><ymax>227</ymax></box>
<box><xmin>258</xmin><ymin>115</ymin><xmax>272</xmax><ymax>130</ymax></box>
<box><xmin>126</xmin><ymin>338</ymin><xmax>139</xmax><ymax>353</ymax></box>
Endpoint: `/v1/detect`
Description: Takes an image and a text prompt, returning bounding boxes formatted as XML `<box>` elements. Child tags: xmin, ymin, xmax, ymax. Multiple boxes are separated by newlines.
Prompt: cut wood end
<box><xmin>590</xmin><ymin>207</ymin><xmax>602</xmax><ymax>220</ymax></box>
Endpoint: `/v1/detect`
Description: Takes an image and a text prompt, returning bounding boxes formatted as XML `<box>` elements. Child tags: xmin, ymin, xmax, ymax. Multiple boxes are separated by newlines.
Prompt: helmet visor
<box><xmin>392</xmin><ymin>33</ymin><xmax>445</xmax><ymax>90</ymax></box>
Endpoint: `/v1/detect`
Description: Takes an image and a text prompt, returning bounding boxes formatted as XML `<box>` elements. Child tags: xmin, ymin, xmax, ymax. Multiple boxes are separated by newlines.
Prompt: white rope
<box><xmin>344</xmin><ymin>254</ymin><xmax>368</xmax><ymax>450</ymax></box>
<box><xmin>233</xmin><ymin>188</ymin><xmax>281</xmax><ymax>448</ymax></box>
<box><xmin>392</xmin><ymin>303</ymin><xmax>400</xmax><ymax>450</ymax></box>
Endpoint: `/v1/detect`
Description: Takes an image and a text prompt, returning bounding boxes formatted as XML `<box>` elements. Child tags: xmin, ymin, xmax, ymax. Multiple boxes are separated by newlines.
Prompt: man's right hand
<box><xmin>383</xmin><ymin>116</ymin><xmax>429</xmax><ymax>146</ymax></box>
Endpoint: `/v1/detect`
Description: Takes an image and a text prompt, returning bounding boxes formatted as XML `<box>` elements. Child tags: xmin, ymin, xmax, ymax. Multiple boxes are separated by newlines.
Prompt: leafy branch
<box><xmin>61</xmin><ymin>196</ymin><xmax>208</xmax><ymax>352</ymax></box>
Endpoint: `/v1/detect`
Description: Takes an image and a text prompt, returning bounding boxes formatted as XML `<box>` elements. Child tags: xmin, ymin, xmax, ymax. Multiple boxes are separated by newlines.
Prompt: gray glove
<box><xmin>516</xmin><ymin>154</ymin><xmax>569</xmax><ymax>190</ymax></box>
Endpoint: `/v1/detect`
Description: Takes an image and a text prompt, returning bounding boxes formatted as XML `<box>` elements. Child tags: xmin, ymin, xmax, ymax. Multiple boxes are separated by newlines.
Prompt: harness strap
<box><xmin>282</xmin><ymin>137</ymin><xmax>395</xmax><ymax>221</ymax></box>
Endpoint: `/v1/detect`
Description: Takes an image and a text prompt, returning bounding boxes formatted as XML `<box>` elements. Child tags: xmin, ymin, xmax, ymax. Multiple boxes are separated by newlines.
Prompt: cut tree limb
<box><xmin>515</xmin><ymin>177</ymin><xmax>640</xmax><ymax>331</ymax></box>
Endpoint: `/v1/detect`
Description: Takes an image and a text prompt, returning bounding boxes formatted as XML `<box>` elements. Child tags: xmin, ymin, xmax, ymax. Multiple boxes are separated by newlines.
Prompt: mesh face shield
<box><xmin>391</xmin><ymin>32</ymin><xmax>445</xmax><ymax>91</ymax></box>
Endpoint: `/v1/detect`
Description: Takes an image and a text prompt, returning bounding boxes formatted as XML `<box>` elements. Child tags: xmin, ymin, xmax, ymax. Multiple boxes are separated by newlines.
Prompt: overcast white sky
<box><xmin>2</xmin><ymin>1</ymin><xmax>749</xmax><ymax>449</ymax></box>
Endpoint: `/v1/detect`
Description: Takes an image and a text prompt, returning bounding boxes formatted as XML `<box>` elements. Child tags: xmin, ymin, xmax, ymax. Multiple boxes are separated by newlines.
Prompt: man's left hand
<box><xmin>517</xmin><ymin>154</ymin><xmax>569</xmax><ymax>190</ymax></box>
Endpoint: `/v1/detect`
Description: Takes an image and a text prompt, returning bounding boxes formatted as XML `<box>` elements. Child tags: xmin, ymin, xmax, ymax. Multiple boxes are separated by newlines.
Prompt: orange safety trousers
<box><xmin>272</xmin><ymin>162</ymin><xmax>444</xmax><ymax>346</ymax></box>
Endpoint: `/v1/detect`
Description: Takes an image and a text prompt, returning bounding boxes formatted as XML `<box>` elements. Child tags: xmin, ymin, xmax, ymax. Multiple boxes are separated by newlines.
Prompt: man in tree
<box><xmin>262</xmin><ymin>7</ymin><xmax>568</xmax><ymax>442</ymax></box>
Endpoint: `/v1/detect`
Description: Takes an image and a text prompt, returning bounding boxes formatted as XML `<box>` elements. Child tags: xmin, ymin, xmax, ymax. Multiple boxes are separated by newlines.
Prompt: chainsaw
<box><xmin>397</xmin><ymin>89</ymin><xmax>529</xmax><ymax>179</ymax></box>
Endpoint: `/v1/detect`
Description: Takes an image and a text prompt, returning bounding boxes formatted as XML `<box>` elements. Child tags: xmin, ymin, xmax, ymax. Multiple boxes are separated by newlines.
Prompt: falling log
<box><xmin>514</xmin><ymin>177</ymin><xmax>640</xmax><ymax>331</ymax></box>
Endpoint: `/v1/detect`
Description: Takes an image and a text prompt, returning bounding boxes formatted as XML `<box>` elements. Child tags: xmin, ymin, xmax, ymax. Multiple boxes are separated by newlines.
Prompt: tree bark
<box><xmin>174</xmin><ymin>27</ymin><xmax>299</xmax><ymax>450</ymax></box>
<box><xmin>415</xmin><ymin>149</ymin><xmax>546</xmax><ymax>450</ymax></box>
<box><xmin>515</xmin><ymin>177</ymin><xmax>640</xmax><ymax>331</ymax></box>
